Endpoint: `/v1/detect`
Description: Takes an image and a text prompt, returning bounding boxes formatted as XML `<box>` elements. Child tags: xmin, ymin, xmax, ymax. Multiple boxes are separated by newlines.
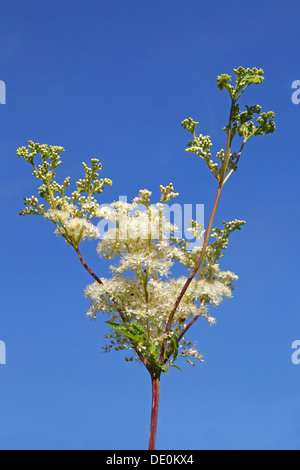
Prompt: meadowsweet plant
<box><xmin>17</xmin><ymin>66</ymin><xmax>275</xmax><ymax>450</ymax></box>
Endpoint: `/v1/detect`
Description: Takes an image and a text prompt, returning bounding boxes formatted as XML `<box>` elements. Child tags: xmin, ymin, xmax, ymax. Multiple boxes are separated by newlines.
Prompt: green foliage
<box><xmin>216</xmin><ymin>66</ymin><xmax>264</xmax><ymax>102</ymax></box>
<box><xmin>183</xmin><ymin>67</ymin><xmax>275</xmax><ymax>182</ymax></box>
<box><xmin>17</xmin><ymin>141</ymin><xmax>112</xmax><ymax>246</ymax></box>
<box><xmin>106</xmin><ymin>320</ymin><xmax>147</xmax><ymax>344</ymax></box>
<box><xmin>75</xmin><ymin>160</ymin><xmax>112</xmax><ymax>198</ymax></box>
<box><xmin>227</xmin><ymin>104</ymin><xmax>276</xmax><ymax>142</ymax></box>
<box><xmin>205</xmin><ymin>220</ymin><xmax>246</xmax><ymax>265</ymax></box>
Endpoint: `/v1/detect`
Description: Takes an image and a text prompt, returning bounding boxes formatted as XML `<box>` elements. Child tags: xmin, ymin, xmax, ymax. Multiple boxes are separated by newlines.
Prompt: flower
<box><xmin>85</xmin><ymin>189</ymin><xmax>239</xmax><ymax>365</ymax></box>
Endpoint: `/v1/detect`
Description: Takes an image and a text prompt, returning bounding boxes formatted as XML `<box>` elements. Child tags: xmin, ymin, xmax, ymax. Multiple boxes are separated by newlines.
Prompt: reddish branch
<box><xmin>158</xmin><ymin>186</ymin><xmax>222</xmax><ymax>363</ymax></box>
<box><xmin>71</xmin><ymin>241</ymin><xmax>151</xmax><ymax>368</ymax></box>
<box><xmin>72</xmin><ymin>242</ymin><xmax>104</xmax><ymax>285</ymax></box>
<box><xmin>148</xmin><ymin>372</ymin><xmax>160</xmax><ymax>450</ymax></box>
<box><xmin>159</xmin><ymin>109</ymin><xmax>233</xmax><ymax>364</ymax></box>
<box><xmin>177</xmin><ymin>301</ymin><xmax>205</xmax><ymax>343</ymax></box>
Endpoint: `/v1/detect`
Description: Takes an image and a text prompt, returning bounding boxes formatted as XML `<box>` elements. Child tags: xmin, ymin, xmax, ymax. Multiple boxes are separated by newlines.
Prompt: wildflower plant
<box><xmin>17</xmin><ymin>66</ymin><xmax>275</xmax><ymax>450</ymax></box>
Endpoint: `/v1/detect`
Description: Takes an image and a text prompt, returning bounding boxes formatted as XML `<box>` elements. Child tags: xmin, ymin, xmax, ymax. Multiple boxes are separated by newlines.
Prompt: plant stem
<box><xmin>159</xmin><ymin>107</ymin><xmax>233</xmax><ymax>363</ymax></box>
<box><xmin>177</xmin><ymin>300</ymin><xmax>205</xmax><ymax>344</ymax></box>
<box><xmin>71</xmin><ymin>242</ymin><xmax>104</xmax><ymax>286</ymax></box>
<box><xmin>222</xmin><ymin>139</ymin><xmax>246</xmax><ymax>186</ymax></box>
<box><xmin>71</xmin><ymin>242</ymin><xmax>152</xmax><ymax>371</ymax></box>
<box><xmin>148</xmin><ymin>370</ymin><xmax>160</xmax><ymax>450</ymax></box>
<box><xmin>159</xmin><ymin>185</ymin><xmax>222</xmax><ymax>362</ymax></box>
<box><xmin>70</xmin><ymin>242</ymin><xmax>131</xmax><ymax>326</ymax></box>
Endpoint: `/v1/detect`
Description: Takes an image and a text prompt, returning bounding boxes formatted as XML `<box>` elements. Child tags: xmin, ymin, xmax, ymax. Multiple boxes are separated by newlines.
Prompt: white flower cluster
<box><xmin>180</xmin><ymin>347</ymin><xmax>205</xmax><ymax>366</ymax></box>
<box><xmin>97</xmin><ymin>200</ymin><xmax>178</xmax><ymax>264</ymax></box>
<box><xmin>85</xmin><ymin>188</ymin><xmax>239</xmax><ymax>366</ymax></box>
<box><xmin>85</xmin><ymin>275</ymin><xmax>233</xmax><ymax>326</ymax></box>
<box><xmin>17</xmin><ymin>142</ymin><xmax>112</xmax><ymax>248</ymax></box>
<box><xmin>17</xmin><ymin>140</ymin><xmax>242</xmax><ymax>369</ymax></box>
<box><xmin>45</xmin><ymin>205</ymin><xmax>100</xmax><ymax>244</ymax></box>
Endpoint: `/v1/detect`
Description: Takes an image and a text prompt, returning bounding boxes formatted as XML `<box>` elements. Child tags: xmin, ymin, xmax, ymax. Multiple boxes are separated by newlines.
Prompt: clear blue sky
<box><xmin>1</xmin><ymin>0</ymin><xmax>300</xmax><ymax>450</ymax></box>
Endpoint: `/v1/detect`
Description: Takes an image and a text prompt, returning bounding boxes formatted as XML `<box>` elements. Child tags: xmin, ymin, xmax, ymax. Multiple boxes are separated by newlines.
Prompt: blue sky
<box><xmin>1</xmin><ymin>0</ymin><xmax>300</xmax><ymax>450</ymax></box>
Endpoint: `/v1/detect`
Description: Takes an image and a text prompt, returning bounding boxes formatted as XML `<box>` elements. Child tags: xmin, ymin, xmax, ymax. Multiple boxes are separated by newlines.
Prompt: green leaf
<box><xmin>170</xmin><ymin>333</ymin><xmax>179</xmax><ymax>361</ymax></box>
<box><xmin>131</xmin><ymin>321</ymin><xmax>147</xmax><ymax>342</ymax></box>
<box><xmin>159</xmin><ymin>363</ymin><xmax>169</xmax><ymax>375</ymax></box>
<box><xmin>148</xmin><ymin>342</ymin><xmax>159</xmax><ymax>357</ymax></box>
<box><xmin>106</xmin><ymin>321</ymin><xmax>145</xmax><ymax>343</ymax></box>
<box><xmin>170</xmin><ymin>363</ymin><xmax>183</xmax><ymax>372</ymax></box>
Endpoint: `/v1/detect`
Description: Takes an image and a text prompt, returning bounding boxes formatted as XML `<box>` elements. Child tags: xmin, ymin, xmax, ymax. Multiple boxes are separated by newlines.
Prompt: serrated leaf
<box><xmin>106</xmin><ymin>321</ymin><xmax>144</xmax><ymax>343</ymax></box>
<box><xmin>131</xmin><ymin>321</ymin><xmax>147</xmax><ymax>342</ymax></box>
<box><xmin>148</xmin><ymin>342</ymin><xmax>158</xmax><ymax>357</ymax></box>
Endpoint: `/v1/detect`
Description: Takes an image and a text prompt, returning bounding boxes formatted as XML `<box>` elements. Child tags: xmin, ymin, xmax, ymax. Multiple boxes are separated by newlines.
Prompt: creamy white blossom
<box><xmin>16</xmin><ymin>139</ymin><xmax>243</xmax><ymax>369</ymax></box>
<box><xmin>85</xmin><ymin>190</ymin><xmax>239</xmax><ymax>366</ymax></box>
<box><xmin>45</xmin><ymin>206</ymin><xmax>100</xmax><ymax>243</ymax></box>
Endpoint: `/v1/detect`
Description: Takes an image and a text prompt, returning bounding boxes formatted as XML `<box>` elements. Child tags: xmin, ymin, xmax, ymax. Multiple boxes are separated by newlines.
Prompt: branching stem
<box><xmin>159</xmin><ymin>106</ymin><xmax>234</xmax><ymax>363</ymax></box>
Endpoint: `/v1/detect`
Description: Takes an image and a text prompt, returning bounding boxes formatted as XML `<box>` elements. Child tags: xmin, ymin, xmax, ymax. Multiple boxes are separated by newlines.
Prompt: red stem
<box><xmin>159</xmin><ymin>108</ymin><xmax>234</xmax><ymax>363</ymax></box>
<box><xmin>159</xmin><ymin>186</ymin><xmax>222</xmax><ymax>362</ymax></box>
<box><xmin>148</xmin><ymin>371</ymin><xmax>160</xmax><ymax>450</ymax></box>
<box><xmin>71</xmin><ymin>242</ymin><xmax>104</xmax><ymax>285</ymax></box>
<box><xmin>177</xmin><ymin>301</ymin><xmax>205</xmax><ymax>344</ymax></box>
<box><xmin>71</xmin><ymin>241</ymin><xmax>152</xmax><ymax>369</ymax></box>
